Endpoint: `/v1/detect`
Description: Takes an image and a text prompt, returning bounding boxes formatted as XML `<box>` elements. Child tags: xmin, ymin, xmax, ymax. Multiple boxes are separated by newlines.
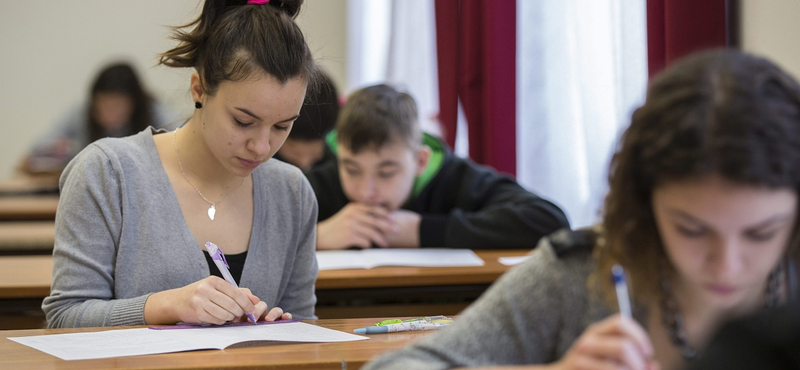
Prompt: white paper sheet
<box><xmin>316</xmin><ymin>249</ymin><xmax>485</xmax><ymax>270</ymax></box>
<box><xmin>8</xmin><ymin>322</ymin><xmax>367</xmax><ymax>361</ymax></box>
<box><xmin>498</xmin><ymin>255</ymin><xmax>532</xmax><ymax>266</ymax></box>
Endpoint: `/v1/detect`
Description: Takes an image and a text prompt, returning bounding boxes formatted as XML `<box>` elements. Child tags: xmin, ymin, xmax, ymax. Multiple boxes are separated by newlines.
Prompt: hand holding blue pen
<box><xmin>206</xmin><ymin>241</ymin><xmax>258</xmax><ymax>324</ymax></box>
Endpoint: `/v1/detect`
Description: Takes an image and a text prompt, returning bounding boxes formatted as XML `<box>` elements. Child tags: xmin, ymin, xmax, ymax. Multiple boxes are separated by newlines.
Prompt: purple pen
<box><xmin>206</xmin><ymin>241</ymin><xmax>258</xmax><ymax>324</ymax></box>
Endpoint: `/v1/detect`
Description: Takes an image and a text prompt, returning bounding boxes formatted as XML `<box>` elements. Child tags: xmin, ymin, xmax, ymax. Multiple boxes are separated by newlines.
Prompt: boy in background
<box><xmin>306</xmin><ymin>84</ymin><xmax>569</xmax><ymax>250</ymax></box>
<box><xmin>274</xmin><ymin>71</ymin><xmax>339</xmax><ymax>171</ymax></box>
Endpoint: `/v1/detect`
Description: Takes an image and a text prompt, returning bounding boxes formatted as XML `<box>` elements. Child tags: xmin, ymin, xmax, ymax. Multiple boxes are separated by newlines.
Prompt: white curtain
<box><xmin>516</xmin><ymin>0</ymin><xmax>648</xmax><ymax>228</ymax></box>
<box><xmin>346</xmin><ymin>0</ymin><xmax>441</xmax><ymax>137</ymax></box>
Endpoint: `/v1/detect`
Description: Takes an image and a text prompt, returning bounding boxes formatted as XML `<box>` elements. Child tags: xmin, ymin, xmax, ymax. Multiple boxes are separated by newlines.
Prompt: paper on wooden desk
<box><xmin>8</xmin><ymin>322</ymin><xmax>367</xmax><ymax>361</ymax></box>
<box><xmin>316</xmin><ymin>248</ymin><xmax>485</xmax><ymax>270</ymax></box>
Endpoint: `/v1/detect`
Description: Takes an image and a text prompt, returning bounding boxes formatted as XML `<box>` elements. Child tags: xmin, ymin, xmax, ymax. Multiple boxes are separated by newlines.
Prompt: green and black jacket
<box><xmin>304</xmin><ymin>132</ymin><xmax>570</xmax><ymax>249</ymax></box>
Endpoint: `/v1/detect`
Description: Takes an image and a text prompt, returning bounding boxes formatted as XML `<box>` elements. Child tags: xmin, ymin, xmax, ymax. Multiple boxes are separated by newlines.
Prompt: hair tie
<box><xmin>247</xmin><ymin>0</ymin><xmax>270</xmax><ymax>4</ymax></box>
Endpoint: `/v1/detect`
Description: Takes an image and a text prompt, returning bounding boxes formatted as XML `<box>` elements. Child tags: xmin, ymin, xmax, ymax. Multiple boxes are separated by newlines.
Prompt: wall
<box><xmin>740</xmin><ymin>0</ymin><xmax>800</xmax><ymax>80</ymax></box>
<box><xmin>0</xmin><ymin>0</ymin><xmax>346</xmax><ymax>178</ymax></box>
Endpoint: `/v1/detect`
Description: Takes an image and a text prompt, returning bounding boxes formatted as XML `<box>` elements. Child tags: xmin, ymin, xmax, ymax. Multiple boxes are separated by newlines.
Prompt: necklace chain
<box><xmin>173</xmin><ymin>128</ymin><xmax>245</xmax><ymax>220</ymax></box>
<box><xmin>660</xmin><ymin>261</ymin><xmax>783</xmax><ymax>362</ymax></box>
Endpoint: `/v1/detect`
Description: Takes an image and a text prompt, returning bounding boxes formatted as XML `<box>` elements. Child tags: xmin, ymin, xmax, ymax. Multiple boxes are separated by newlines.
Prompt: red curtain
<box><xmin>435</xmin><ymin>0</ymin><xmax>517</xmax><ymax>176</ymax></box>
<box><xmin>647</xmin><ymin>0</ymin><xmax>728</xmax><ymax>78</ymax></box>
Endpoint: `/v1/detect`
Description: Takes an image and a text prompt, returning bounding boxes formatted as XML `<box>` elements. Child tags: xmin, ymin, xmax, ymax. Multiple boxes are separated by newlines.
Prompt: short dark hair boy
<box><xmin>306</xmin><ymin>84</ymin><xmax>570</xmax><ymax>250</ymax></box>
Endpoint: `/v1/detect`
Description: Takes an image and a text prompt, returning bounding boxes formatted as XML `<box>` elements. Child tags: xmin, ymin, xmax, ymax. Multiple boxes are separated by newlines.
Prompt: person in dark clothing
<box><xmin>687</xmin><ymin>301</ymin><xmax>800</xmax><ymax>370</ymax></box>
<box><xmin>273</xmin><ymin>70</ymin><xmax>339</xmax><ymax>171</ymax></box>
<box><xmin>305</xmin><ymin>84</ymin><xmax>569</xmax><ymax>250</ymax></box>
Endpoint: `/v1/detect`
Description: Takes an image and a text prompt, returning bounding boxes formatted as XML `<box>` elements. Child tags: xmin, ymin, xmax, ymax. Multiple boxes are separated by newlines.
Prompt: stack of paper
<box><xmin>316</xmin><ymin>248</ymin><xmax>485</xmax><ymax>270</ymax></box>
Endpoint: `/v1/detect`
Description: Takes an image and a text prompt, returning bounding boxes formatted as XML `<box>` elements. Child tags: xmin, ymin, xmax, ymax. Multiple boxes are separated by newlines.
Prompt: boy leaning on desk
<box><xmin>305</xmin><ymin>84</ymin><xmax>570</xmax><ymax>251</ymax></box>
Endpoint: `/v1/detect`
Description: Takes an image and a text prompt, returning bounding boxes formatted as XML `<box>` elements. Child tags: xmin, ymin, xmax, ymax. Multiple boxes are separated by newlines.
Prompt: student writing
<box><xmin>363</xmin><ymin>49</ymin><xmax>800</xmax><ymax>370</ymax></box>
<box><xmin>306</xmin><ymin>84</ymin><xmax>570</xmax><ymax>250</ymax></box>
<box><xmin>43</xmin><ymin>0</ymin><xmax>319</xmax><ymax>328</ymax></box>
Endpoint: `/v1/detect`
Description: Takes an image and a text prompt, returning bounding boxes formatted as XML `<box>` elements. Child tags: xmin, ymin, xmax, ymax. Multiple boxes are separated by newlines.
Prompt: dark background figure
<box><xmin>21</xmin><ymin>62</ymin><xmax>178</xmax><ymax>175</ymax></box>
<box><xmin>274</xmin><ymin>70</ymin><xmax>339</xmax><ymax>171</ymax></box>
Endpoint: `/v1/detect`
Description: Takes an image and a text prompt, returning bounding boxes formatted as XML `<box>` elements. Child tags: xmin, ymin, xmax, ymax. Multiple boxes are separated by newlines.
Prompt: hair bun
<box><xmin>267</xmin><ymin>0</ymin><xmax>303</xmax><ymax>18</ymax></box>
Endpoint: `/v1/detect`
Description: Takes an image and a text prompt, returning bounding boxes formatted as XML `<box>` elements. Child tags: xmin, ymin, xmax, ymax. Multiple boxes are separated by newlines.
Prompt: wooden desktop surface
<box><xmin>0</xmin><ymin>221</ymin><xmax>55</xmax><ymax>252</ymax></box>
<box><xmin>317</xmin><ymin>250</ymin><xmax>528</xmax><ymax>289</ymax></box>
<box><xmin>0</xmin><ymin>195</ymin><xmax>59</xmax><ymax>221</ymax></box>
<box><xmin>0</xmin><ymin>250</ymin><xmax>530</xmax><ymax>299</ymax></box>
<box><xmin>0</xmin><ymin>317</ymin><xmax>426</xmax><ymax>370</ymax></box>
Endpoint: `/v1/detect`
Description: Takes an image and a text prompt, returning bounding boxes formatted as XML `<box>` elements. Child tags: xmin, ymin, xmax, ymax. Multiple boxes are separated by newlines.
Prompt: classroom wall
<box><xmin>0</xmin><ymin>0</ymin><xmax>797</xmax><ymax>179</ymax></box>
<box><xmin>740</xmin><ymin>0</ymin><xmax>800</xmax><ymax>80</ymax></box>
<box><xmin>0</xmin><ymin>0</ymin><xmax>347</xmax><ymax>179</ymax></box>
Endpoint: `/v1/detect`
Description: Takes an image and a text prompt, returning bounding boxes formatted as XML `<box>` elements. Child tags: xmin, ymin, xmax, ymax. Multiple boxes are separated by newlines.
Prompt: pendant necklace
<box><xmin>173</xmin><ymin>128</ymin><xmax>245</xmax><ymax>221</ymax></box>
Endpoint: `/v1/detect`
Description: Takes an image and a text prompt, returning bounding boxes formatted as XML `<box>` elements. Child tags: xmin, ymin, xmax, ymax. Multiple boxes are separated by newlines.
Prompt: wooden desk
<box><xmin>0</xmin><ymin>318</ymin><xmax>424</xmax><ymax>370</ymax></box>
<box><xmin>0</xmin><ymin>255</ymin><xmax>52</xmax><ymax>299</ymax></box>
<box><xmin>0</xmin><ymin>250</ymin><xmax>528</xmax><ymax>300</ymax></box>
<box><xmin>0</xmin><ymin>176</ymin><xmax>59</xmax><ymax>196</ymax></box>
<box><xmin>0</xmin><ymin>195</ymin><xmax>59</xmax><ymax>221</ymax></box>
<box><xmin>315</xmin><ymin>250</ymin><xmax>530</xmax><ymax>318</ymax></box>
<box><xmin>0</xmin><ymin>250</ymin><xmax>529</xmax><ymax>327</ymax></box>
<box><xmin>0</xmin><ymin>221</ymin><xmax>55</xmax><ymax>254</ymax></box>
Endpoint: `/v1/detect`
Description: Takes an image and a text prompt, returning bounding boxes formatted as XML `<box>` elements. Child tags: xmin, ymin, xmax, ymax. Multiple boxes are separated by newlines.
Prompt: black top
<box><xmin>273</xmin><ymin>145</ymin><xmax>336</xmax><ymax>171</ymax></box>
<box><xmin>688</xmin><ymin>301</ymin><xmax>800</xmax><ymax>369</ymax></box>
<box><xmin>204</xmin><ymin>250</ymin><xmax>248</xmax><ymax>285</ymax></box>
<box><xmin>305</xmin><ymin>135</ymin><xmax>570</xmax><ymax>249</ymax></box>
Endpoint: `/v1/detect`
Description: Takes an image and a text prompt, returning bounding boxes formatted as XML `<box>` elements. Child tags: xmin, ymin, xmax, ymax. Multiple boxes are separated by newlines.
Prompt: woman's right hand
<box><xmin>551</xmin><ymin>315</ymin><xmax>659</xmax><ymax>370</ymax></box>
<box><xmin>144</xmin><ymin>276</ymin><xmax>260</xmax><ymax>325</ymax></box>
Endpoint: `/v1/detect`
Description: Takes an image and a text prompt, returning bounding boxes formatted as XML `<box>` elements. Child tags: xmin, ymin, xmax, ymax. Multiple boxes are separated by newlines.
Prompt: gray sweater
<box><xmin>363</xmin><ymin>231</ymin><xmax>612</xmax><ymax>369</ymax></box>
<box><xmin>43</xmin><ymin>128</ymin><xmax>319</xmax><ymax>328</ymax></box>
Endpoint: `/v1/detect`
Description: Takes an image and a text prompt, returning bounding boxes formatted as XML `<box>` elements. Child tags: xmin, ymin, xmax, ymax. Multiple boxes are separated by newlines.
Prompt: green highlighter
<box><xmin>373</xmin><ymin>315</ymin><xmax>450</xmax><ymax>326</ymax></box>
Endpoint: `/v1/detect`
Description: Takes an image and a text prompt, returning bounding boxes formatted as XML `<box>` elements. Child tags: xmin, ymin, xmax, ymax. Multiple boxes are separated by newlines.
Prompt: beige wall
<box><xmin>740</xmin><ymin>0</ymin><xmax>800</xmax><ymax>81</ymax></box>
<box><xmin>1</xmin><ymin>1</ymin><xmax>797</xmax><ymax>178</ymax></box>
<box><xmin>0</xmin><ymin>0</ymin><xmax>346</xmax><ymax>178</ymax></box>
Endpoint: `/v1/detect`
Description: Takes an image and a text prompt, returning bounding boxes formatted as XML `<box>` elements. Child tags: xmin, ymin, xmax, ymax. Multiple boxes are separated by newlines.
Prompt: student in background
<box><xmin>43</xmin><ymin>0</ymin><xmax>318</xmax><ymax>328</ymax></box>
<box><xmin>363</xmin><ymin>49</ymin><xmax>800</xmax><ymax>370</ymax></box>
<box><xmin>274</xmin><ymin>70</ymin><xmax>339</xmax><ymax>171</ymax></box>
<box><xmin>21</xmin><ymin>62</ymin><xmax>177</xmax><ymax>175</ymax></box>
<box><xmin>306</xmin><ymin>84</ymin><xmax>569</xmax><ymax>250</ymax></box>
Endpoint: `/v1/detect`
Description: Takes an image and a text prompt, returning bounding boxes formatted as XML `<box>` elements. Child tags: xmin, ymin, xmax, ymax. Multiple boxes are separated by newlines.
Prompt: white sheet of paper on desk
<box><xmin>8</xmin><ymin>322</ymin><xmax>367</xmax><ymax>361</ymax></box>
<box><xmin>316</xmin><ymin>249</ymin><xmax>485</xmax><ymax>270</ymax></box>
<box><xmin>498</xmin><ymin>255</ymin><xmax>532</xmax><ymax>266</ymax></box>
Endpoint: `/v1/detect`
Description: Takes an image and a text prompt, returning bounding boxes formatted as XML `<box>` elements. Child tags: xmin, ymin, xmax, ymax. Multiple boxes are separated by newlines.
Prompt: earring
<box><xmin>195</xmin><ymin>102</ymin><xmax>203</xmax><ymax>109</ymax></box>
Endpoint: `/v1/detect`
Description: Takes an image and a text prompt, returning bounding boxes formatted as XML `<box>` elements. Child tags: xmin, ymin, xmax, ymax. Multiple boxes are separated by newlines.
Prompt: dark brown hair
<box><xmin>595</xmin><ymin>49</ymin><xmax>800</xmax><ymax>303</ymax></box>
<box><xmin>87</xmin><ymin>63</ymin><xmax>154</xmax><ymax>143</ymax></box>
<box><xmin>159</xmin><ymin>0</ymin><xmax>316</xmax><ymax>95</ymax></box>
<box><xmin>290</xmin><ymin>69</ymin><xmax>339</xmax><ymax>140</ymax></box>
<box><xmin>336</xmin><ymin>84</ymin><xmax>420</xmax><ymax>154</ymax></box>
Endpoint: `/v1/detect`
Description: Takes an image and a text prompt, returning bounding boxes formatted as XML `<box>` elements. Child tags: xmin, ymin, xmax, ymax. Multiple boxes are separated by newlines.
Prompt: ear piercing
<box><xmin>195</xmin><ymin>102</ymin><xmax>203</xmax><ymax>109</ymax></box>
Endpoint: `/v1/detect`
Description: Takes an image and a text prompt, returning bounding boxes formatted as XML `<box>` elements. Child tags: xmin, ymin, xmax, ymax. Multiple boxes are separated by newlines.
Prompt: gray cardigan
<box><xmin>43</xmin><ymin>128</ymin><xmax>319</xmax><ymax>328</ymax></box>
<box><xmin>363</xmin><ymin>231</ymin><xmax>611</xmax><ymax>369</ymax></box>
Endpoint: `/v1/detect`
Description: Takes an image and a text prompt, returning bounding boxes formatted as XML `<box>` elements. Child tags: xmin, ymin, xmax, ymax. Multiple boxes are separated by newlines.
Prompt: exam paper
<box><xmin>498</xmin><ymin>255</ymin><xmax>532</xmax><ymax>266</ymax></box>
<box><xmin>316</xmin><ymin>249</ymin><xmax>485</xmax><ymax>270</ymax></box>
<box><xmin>8</xmin><ymin>322</ymin><xmax>368</xmax><ymax>361</ymax></box>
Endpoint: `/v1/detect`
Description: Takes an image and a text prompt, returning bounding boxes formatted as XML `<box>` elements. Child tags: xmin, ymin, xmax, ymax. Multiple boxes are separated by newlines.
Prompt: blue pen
<box><xmin>612</xmin><ymin>264</ymin><xmax>632</xmax><ymax>317</ymax></box>
<box><xmin>206</xmin><ymin>241</ymin><xmax>258</xmax><ymax>324</ymax></box>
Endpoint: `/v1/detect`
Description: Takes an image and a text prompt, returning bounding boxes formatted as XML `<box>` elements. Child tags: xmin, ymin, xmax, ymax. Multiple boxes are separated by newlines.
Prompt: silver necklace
<box><xmin>173</xmin><ymin>128</ymin><xmax>245</xmax><ymax>221</ymax></box>
<box><xmin>660</xmin><ymin>262</ymin><xmax>782</xmax><ymax>362</ymax></box>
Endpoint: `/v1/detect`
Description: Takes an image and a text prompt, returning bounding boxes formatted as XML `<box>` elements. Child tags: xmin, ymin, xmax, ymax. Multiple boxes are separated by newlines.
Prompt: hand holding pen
<box><xmin>551</xmin><ymin>264</ymin><xmax>660</xmax><ymax>370</ymax></box>
<box><xmin>143</xmin><ymin>242</ymin><xmax>286</xmax><ymax>325</ymax></box>
<box><xmin>206</xmin><ymin>242</ymin><xmax>292</xmax><ymax>324</ymax></box>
